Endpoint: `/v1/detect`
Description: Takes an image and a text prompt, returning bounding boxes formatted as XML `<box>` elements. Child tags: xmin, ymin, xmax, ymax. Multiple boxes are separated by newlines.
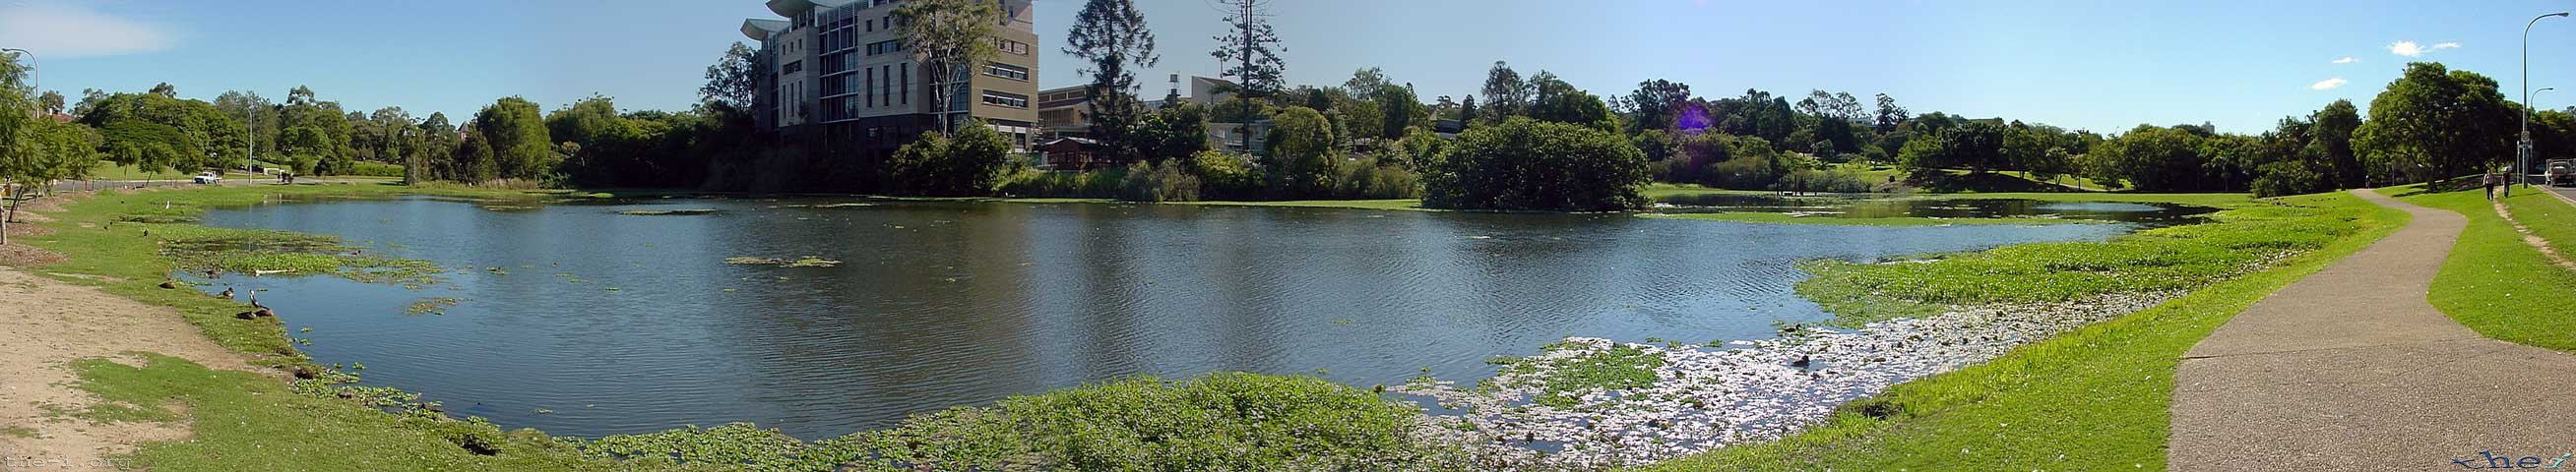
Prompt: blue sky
<box><xmin>7</xmin><ymin>0</ymin><xmax>2576</xmax><ymax>134</ymax></box>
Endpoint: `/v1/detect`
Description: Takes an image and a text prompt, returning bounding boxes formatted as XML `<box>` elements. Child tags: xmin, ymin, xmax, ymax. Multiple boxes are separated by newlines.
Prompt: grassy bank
<box><xmin>1641</xmin><ymin>191</ymin><xmax>2407</xmax><ymax>470</ymax></box>
<box><xmin>2386</xmin><ymin>186</ymin><xmax>2576</xmax><ymax>353</ymax></box>
<box><xmin>1637</xmin><ymin>211</ymin><xmax>2098</xmax><ymax>227</ymax></box>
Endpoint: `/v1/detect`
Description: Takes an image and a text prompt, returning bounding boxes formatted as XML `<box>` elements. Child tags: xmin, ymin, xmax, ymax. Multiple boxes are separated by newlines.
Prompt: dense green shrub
<box><xmin>1118</xmin><ymin>160</ymin><xmax>1201</xmax><ymax>202</ymax></box>
<box><xmin>1263</xmin><ymin>106</ymin><xmax>1340</xmax><ymax>199</ymax></box>
<box><xmin>853</xmin><ymin>373</ymin><xmax>1469</xmax><ymax>471</ymax></box>
<box><xmin>998</xmin><ymin>167</ymin><xmax>1126</xmax><ymax>198</ymax></box>
<box><xmin>1425</xmin><ymin>117</ymin><xmax>1650</xmax><ymax>210</ymax></box>
<box><xmin>1188</xmin><ymin>150</ymin><xmax>1263</xmax><ymax>200</ymax></box>
<box><xmin>1335</xmin><ymin>156</ymin><xmax>1422</xmax><ymax>200</ymax></box>
<box><xmin>888</xmin><ymin>120</ymin><xmax>1014</xmax><ymax>197</ymax></box>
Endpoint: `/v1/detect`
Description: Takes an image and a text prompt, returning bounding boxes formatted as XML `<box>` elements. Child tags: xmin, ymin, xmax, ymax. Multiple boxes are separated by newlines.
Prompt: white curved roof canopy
<box><xmin>741</xmin><ymin>19</ymin><xmax>789</xmax><ymax>41</ymax></box>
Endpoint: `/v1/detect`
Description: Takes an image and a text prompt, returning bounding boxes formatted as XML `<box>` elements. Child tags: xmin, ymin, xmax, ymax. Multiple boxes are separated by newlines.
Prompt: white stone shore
<box><xmin>1397</xmin><ymin>292</ymin><xmax>2177</xmax><ymax>470</ymax></box>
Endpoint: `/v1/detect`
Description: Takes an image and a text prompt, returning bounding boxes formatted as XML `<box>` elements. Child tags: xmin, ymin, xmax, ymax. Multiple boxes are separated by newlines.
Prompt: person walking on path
<box><xmin>2168</xmin><ymin>189</ymin><xmax>2576</xmax><ymax>471</ymax></box>
<box><xmin>2487</xmin><ymin>171</ymin><xmax>2499</xmax><ymax>200</ymax></box>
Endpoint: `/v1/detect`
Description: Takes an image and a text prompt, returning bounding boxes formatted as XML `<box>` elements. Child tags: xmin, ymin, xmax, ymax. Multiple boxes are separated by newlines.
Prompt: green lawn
<box><xmin>2506</xmin><ymin>188</ymin><xmax>2576</xmax><ymax>260</ymax></box>
<box><xmin>85</xmin><ymin>162</ymin><xmax>193</xmax><ymax>181</ymax></box>
<box><xmin>1638</xmin><ymin>211</ymin><xmax>2098</xmax><ymax>227</ymax></box>
<box><xmin>1640</xmin><ymin>191</ymin><xmax>2407</xmax><ymax>471</ymax></box>
<box><xmin>2387</xmin><ymin>186</ymin><xmax>2576</xmax><ymax>353</ymax></box>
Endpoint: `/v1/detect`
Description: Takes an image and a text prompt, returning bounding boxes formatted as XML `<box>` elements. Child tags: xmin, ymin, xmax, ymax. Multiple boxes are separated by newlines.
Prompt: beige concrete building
<box><xmin>742</xmin><ymin>0</ymin><xmax>1040</xmax><ymax>151</ymax></box>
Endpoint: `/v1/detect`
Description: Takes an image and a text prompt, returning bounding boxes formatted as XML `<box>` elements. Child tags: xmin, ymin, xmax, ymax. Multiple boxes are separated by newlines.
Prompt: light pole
<box><xmin>2529</xmin><ymin>12</ymin><xmax>2569</xmax><ymax>189</ymax></box>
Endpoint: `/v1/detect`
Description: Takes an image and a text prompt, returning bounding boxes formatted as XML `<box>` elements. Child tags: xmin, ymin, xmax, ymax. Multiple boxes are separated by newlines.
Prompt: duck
<box><xmin>249</xmin><ymin>293</ymin><xmax>275</xmax><ymax>318</ymax></box>
<box><xmin>1789</xmin><ymin>354</ymin><xmax>1813</xmax><ymax>369</ymax></box>
<box><xmin>216</xmin><ymin>287</ymin><xmax>234</xmax><ymax>299</ymax></box>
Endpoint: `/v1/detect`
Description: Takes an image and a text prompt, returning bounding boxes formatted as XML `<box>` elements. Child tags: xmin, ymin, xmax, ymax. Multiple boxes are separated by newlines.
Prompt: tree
<box><xmin>2353</xmin><ymin>62</ymin><xmax>2514</xmax><ymax>185</ymax></box>
<box><xmin>2310</xmin><ymin>99</ymin><xmax>2363</xmax><ymax>188</ymax></box>
<box><xmin>452</xmin><ymin>124</ymin><xmax>497</xmax><ymax>182</ymax></box>
<box><xmin>2090</xmin><ymin>125</ymin><xmax>2218</xmax><ymax>192</ymax></box>
<box><xmin>1262</xmin><ymin>106</ymin><xmax>1336</xmax><ymax>198</ymax></box>
<box><xmin>889</xmin><ymin>119</ymin><xmax>1013</xmax><ymax>196</ymax></box>
<box><xmin>415</xmin><ymin>112</ymin><xmax>458</xmax><ymax>182</ymax></box>
<box><xmin>1457</xmin><ymin>94</ymin><xmax>1478</xmax><ymax>130</ymax></box>
<box><xmin>1873</xmin><ymin>93</ymin><xmax>1909</xmax><ymax>133</ymax></box>
<box><xmin>1478</xmin><ymin>62</ymin><xmax>1528</xmax><ymax>123</ymax></box>
<box><xmin>895</xmin><ymin>0</ymin><xmax>1003</xmax><ymax>133</ymax></box>
<box><xmin>472</xmin><ymin>96</ymin><xmax>557</xmax><ymax>180</ymax></box>
<box><xmin>1627</xmin><ymin>80</ymin><xmax>1692</xmax><ymax>133</ymax></box>
<box><xmin>1425</xmin><ymin>117</ymin><xmax>1650</xmax><ymax>211</ymax></box>
<box><xmin>1065</xmin><ymin>0</ymin><xmax>1160</xmax><ymax>162</ymax></box>
<box><xmin>1141</xmin><ymin>104</ymin><xmax>1210</xmax><ymax>161</ymax></box>
<box><xmin>1210</xmin><ymin>0</ymin><xmax>1286</xmax><ymax>100</ymax></box>
<box><xmin>214</xmin><ymin>90</ymin><xmax>279</xmax><ymax>160</ymax></box>
<box><xmin>76</xmin><ymin>91</ymin><xmax>247</xmax><ymax>172</ymax></box>
<box><xmin>36</xmin><ymin>90</ymin><xmax>63</xmax><ymax>115</ymax></box>
<box><xmin>1526</xmin><ymin>73</ymin><xmax>1619</xmax><ymax>133</ymax></box>
<box><xmin>700</xmin><ymin>42</ymin><xmax>758</xmax><ymax>109</ymax></box>
<box><xmin>1374</xmin><ymin>84</ymin><xmax>1422</xmax><ymax>141</ymax></box>
<box><xmin>149</xmin><ymin>83</ymin><xmax>177</xmax><ymax>97</ymax></box>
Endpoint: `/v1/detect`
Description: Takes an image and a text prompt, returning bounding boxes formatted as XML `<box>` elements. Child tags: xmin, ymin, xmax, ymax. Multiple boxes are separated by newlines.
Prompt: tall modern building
<box><xmin>741</xmin><ymin>0</ymin><xmax>1040</xmax><ymax>152</ymax></box>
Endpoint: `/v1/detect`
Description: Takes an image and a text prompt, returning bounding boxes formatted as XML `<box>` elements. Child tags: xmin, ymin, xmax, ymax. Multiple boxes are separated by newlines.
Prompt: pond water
<box><xmin>186</xmin><ymin>196</ymin><xmax>2160</xmax><ymax>440</ymax></box>
<box><xmin>1657</xmin><ymin>194</ymin><xmax>2216</xmax><ymax>223</ymax></box>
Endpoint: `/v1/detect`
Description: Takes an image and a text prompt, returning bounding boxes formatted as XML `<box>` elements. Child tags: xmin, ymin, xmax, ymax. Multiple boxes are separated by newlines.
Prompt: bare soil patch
<box><xmin>0</xmin><ymin>266</ymin><xmax>252</xmax><ymax>468</ymax></box>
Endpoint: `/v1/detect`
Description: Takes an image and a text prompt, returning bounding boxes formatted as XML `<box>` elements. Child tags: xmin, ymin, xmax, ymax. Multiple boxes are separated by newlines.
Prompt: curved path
<box><xmin>2170</xmin><ymin>190</ymin><xmax>2576</xmax><ymax>470</ymax></box>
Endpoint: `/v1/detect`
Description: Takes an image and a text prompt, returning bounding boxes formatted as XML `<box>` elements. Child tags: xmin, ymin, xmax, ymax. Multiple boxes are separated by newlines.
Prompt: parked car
<box><xmin>192</xmin><ymin>172</ymin><xmax>222</xmax><ymax>185</ymax></box>
<box><xmin>2552</xmin><ymin>160</ymin><xmax>2575</xmax><ymax>187</ymax></box>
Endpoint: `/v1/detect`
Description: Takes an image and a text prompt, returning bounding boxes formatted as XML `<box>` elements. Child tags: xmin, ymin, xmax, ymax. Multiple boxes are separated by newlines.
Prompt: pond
<box><xmin>1656</xmin><ymin>193</ymin><xmax>2216</xmax><ymax>223</ymax></box>
<box><xmin>185</xmin><ymin>195</ymin><xmax>2160</xmax><ymax>440</ymax></box>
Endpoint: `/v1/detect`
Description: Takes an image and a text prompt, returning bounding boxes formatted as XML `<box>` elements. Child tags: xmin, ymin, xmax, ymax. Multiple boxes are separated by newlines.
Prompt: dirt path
<box><xmin>2168</xmin><ymin>190</ymin><xmax>2576</xmax><ymax>470</ymax></box>
<box><xmin>0</xmin><ymin>265</ymin><xmax>254</xmax><ymax>469</ymax></box>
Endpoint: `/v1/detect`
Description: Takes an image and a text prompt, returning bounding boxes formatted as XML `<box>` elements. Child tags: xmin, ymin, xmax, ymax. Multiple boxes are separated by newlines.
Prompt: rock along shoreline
<box><xmin>1397</xmin><ymin>291</ymin><xmax>2178</xmax><ymax>470</ymax></box>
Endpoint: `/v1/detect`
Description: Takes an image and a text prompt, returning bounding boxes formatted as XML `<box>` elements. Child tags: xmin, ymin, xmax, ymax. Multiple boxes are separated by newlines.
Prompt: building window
<box><xmin>981</xmin><ymin>89</ymin><xmax>1030</xmax><ymax>108</ymax></box>
<box><xmin>783</xmin><ymin>60</ymin><xmax>803</xmax><ymax>74</ymax></box>
<box><xmin>866</xmin><ymin>40</ymin><xmax>904</xmax><ymax>56</ymax></box>
<box><xmin>865</xmin><ymin>68</ymin><xmax>876</xmax><ymax>107</ymax></box>
<box><xmin>994</xmin><ymin>39</ymin><xmax>1030</xmax><ymax>55</ymax></box>
<box><xmin>983</xmin><ymin>63</ymin><xmax>1029</xmax><ymax>81</ymax></box>
<box><xmin>901</xmin><ymin>64</ymin><xmax>911</xmax><ymax>105</ymax></box>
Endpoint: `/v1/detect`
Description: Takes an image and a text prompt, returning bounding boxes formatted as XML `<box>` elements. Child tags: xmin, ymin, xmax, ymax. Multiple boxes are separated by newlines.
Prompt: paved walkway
<box><xmin>2169</xmin><ymin>190</ymin><xmax>2576</xmax><ymax>470</ymax></box>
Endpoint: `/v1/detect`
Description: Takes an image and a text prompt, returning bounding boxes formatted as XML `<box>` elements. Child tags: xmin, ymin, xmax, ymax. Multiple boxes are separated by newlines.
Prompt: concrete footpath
<box><xmin>2169</xmin><ymin>189</ymin><xmax>2576</xmax><ymax>471</ymax></box>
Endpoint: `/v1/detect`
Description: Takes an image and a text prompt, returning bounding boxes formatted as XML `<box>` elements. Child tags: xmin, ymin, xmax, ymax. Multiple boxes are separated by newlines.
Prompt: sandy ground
<box><xmin>0</xmin><ymin>258</ymin><xmax>253</xmax><ymax>468</ymax></box>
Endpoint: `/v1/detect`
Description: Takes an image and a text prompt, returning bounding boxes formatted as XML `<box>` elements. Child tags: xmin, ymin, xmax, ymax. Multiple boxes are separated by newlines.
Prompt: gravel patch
<box><xmin>1399</xmin><ymin>292</ymin><xmax>2177</xmax><ymax>470</ymax></box>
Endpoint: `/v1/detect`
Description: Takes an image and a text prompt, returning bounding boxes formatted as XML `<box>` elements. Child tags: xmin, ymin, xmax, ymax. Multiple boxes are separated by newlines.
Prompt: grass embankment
<box><xmin>1636</xmin><ymin>211</ymin><xmax>2096</xmax><ymax>227</ymax></box>
<box><xmin>2386</xmin><ymin>186</ymin><xmax>2576</xmax><ymax>353</ymax></box>
<box><xmin>1641</xmin><ymin>191</ymin><xmax>2408</xmax><ymax>471</ymax></box>
<box><xmin>16</xmin><ymin>184</ymin><xmax>1466</xmax><ymax>471</ymax></box>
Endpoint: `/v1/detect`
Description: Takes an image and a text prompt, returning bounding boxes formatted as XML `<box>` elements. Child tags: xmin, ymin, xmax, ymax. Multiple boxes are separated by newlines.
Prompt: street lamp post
<box><xmin>2528</xmin><ymin>12</ymin><xmax>2570</xmax><ymax>189</ymax></box>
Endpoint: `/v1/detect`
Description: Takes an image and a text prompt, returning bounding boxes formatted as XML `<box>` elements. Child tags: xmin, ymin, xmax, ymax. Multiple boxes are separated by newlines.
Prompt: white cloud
<box><xmin>2333</xmin><ymin>57</ymin><xmax>2358</xmax><ymax>64</ymax></box>
<box><xmin>2389</xmin><ymin>40</ymin><xmax>2461</xmax><ymax>57</ymax></box>
<box><xmin>2391</xmin><ymin>41</ymin><xmax>2425</xmax><ymax>56</ymax></box>
<box><xmin>0</xmin><ymin>2</ymin><xmax>172</xmax><ymax>58</ymax></box>
<box><xmin>2311</xmin><ymin>78</ymin><xmax>2350</xmax><ymax>90</ymax></box>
